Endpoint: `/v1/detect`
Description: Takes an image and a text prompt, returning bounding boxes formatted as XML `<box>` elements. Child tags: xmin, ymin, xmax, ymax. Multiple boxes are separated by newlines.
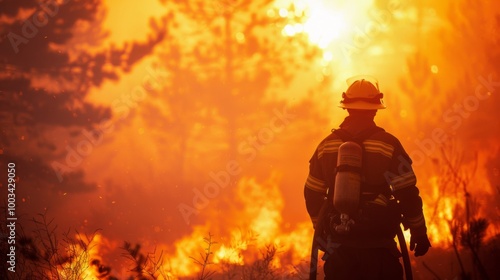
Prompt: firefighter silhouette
<box><xmin>305</xmin><ymin>76</ymin><xmax>431</xmax><ymax>280</ymax></box>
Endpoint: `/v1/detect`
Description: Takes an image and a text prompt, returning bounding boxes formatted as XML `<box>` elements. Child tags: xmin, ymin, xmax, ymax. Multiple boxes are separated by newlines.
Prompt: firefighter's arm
<box><xmin>304</xmin><ymin>185</ymin><xmax>326</xmax><ymax>228</ymax></box>
<box><xmin>390</xmin><ymin>144</ymin><xmax>431</xmax><ymax>256</ymax></box>
<box><xmin>304</xmin><ymin>150</ymin><xmax>327</xmax><ymax>229</ymax></box>
<box><xmin>395</xmin><ymin>186</ymin><xmax>431</xmax><ymax>256</ymax></box>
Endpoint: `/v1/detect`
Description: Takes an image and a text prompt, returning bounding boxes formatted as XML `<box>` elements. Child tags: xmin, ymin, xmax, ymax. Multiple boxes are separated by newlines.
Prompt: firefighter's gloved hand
<box><xmin>410</xmin><ymin>233</ymin><xmax>431</xmax><ymax>257</ymax></box>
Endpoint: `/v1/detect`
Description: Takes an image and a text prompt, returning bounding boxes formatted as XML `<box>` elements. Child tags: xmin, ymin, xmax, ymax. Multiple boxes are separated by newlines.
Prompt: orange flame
<box><xmin>163</xmin><ymin>173</ymin><xmax>313</xmax><ymax>278</ymax></box>
<box><xmin>424</xmin><ymin>149</ymin><xmax>500</xmax><ymax>247</ymax></box>
<box><xmin>55</xmin><ymin>232</ymin><xmax>109</xmax><ymax>279</ymax></box>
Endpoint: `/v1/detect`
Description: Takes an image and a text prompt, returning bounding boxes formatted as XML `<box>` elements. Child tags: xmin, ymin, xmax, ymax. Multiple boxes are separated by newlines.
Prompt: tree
<box><xmin>0</xmin><ymin>1</ymin><xmax>166</xmax><ymax>273</ymax></box>
<box><xmin>141</xmin><ymin>0</ymin><xmax>322</xmax><ymax>180</ymax></box>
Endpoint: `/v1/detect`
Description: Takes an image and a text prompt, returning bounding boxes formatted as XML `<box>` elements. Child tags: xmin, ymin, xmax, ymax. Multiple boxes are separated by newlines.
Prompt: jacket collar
<box><xmin>339</xmin><ymin>116</ymin><xmax>377</xmax><ymax>136</ymax></box>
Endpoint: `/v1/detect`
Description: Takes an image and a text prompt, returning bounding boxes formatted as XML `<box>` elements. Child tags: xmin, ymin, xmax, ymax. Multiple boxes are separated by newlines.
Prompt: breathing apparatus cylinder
<box><xmin>333</xmin><ymin>141</ymin><xmax>363</xmax><ymax>232</ymax></box>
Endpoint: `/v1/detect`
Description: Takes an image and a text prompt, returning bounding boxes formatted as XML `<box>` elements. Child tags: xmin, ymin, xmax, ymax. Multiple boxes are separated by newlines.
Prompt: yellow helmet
<box><xmin>339</xmin><ymin>75</ymin><xmax>386</xmax><ymax>110</ymax></box>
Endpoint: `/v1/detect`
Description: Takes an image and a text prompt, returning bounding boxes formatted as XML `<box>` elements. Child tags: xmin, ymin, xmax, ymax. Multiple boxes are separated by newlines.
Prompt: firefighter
<box><xmin>304</xmin><ymin>76</ymin><xmax>431</xmax><ymax>280</ymax></box>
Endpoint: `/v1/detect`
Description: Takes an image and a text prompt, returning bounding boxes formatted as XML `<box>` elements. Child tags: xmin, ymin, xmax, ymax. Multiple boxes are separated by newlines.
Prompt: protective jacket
<box><xmin>304</xmin><ymin>116</ymin><xmax>426</xmax><ymax>248</ymax></box>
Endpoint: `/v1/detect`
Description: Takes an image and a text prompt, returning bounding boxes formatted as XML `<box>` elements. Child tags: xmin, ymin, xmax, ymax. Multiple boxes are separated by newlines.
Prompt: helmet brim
<box><xmin>338</xmin><ymin>100</ymin><xmax>386</xmax><ymax>110</ymax></box>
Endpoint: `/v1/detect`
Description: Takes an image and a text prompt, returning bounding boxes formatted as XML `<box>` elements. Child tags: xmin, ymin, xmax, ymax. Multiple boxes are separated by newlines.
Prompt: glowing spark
<box><xmin>431</xmin><ymin>65</ymin><xmax>439</xmax><ymax>74</ymax></box>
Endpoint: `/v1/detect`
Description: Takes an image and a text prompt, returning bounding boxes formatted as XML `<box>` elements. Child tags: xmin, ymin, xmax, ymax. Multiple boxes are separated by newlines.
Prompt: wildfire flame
<box><xmin>55</xmin><ymin>232</ymin><xmax>110</xmax><ymax>279</ymax></box>
<box><xmin>162</xmin><ymin>174</ymin><xmax>313</xmax><ymax>278</ymax></box>
<box><xmin>424</xmin><ymin>149</ymin><xmax>499</xmax><ymax>247</ymax></box>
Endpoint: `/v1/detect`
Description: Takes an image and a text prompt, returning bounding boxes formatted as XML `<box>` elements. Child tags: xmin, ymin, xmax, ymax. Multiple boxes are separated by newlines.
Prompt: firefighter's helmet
<box><xmin>339</xmin><ymin>75</ymin><xmax>386</xmax><ymax>110</ymax></box>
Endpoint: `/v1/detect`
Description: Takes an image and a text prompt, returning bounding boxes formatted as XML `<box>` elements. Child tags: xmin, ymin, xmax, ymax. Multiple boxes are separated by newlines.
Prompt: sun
<box><xmin>278</xmin><ymin>0</ymin><xmax>374</xmax><ymax>49</ymax></box>
<box><xmin>302</xmin><ymin>7</ymin><xmax>348</xmax><ymax>49</ymax></box>
<box><xmin>280</xmin><ymin>5</ymin><xmax>348</xmax><ymax>49</ymax></box>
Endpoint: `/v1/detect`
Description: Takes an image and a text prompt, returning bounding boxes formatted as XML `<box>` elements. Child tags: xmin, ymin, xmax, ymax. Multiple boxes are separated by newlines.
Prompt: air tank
<box><xmin>333</xmin><ymin>141</ymin><xmax>363</xmax><ymax>217</ymax></box>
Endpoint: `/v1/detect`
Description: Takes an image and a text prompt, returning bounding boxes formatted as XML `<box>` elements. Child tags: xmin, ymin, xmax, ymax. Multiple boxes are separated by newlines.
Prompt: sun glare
<box><xmin>279</xmin><ymin>0</ymin><xmax>374</xmax><ymax>49</ymax></box>
<box><xmin>281</xmin><ymin>7</ymin><xmax>348</xmax><ymax>49</ymax></box>
<box><xmin>304</xmin><ymin>10</ymin><xmax>348</xmax><ymax>48</ymax></box>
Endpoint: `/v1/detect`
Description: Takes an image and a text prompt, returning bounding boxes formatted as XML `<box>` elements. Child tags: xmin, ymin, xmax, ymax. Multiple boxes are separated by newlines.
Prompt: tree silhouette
<box><xmin>141</xmin><ymin>0</ymin><xmax>321</xmax><ymax>181</ymax></box>
<box><xmin>0</xmin><ymin>0</ymin><xmax>166</xmax><ymax>195</ymax></box>
<box><xmin>405</xmin><ymin>1</ymin><xmax>500</xmax><ymax>279</ymax></box>
<box><xmin>442</xmin><ymin>0</ymin><xmax>500</xmax><ymax>145</ymax></box>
